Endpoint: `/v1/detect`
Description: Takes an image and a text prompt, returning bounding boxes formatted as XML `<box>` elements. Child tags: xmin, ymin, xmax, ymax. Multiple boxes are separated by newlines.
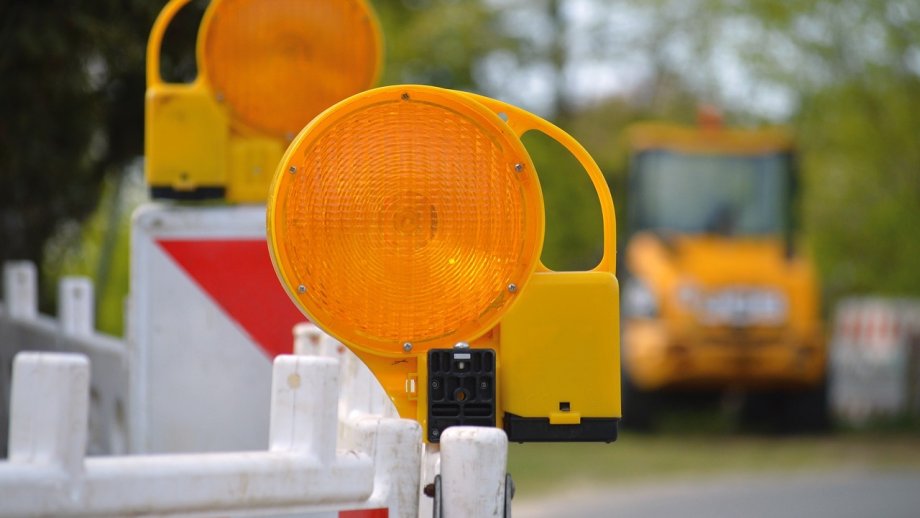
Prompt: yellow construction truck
<box><xmin>621</xmin><ymin>116</ymin><xmax>827</xmax><ymax>431</ymax></box>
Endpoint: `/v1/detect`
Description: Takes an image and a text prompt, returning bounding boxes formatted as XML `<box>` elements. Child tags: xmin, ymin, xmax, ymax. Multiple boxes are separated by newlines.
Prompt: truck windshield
<box><xmin>632</xmin><ymin>150</ymin><xmax>791</xmax><ymax>236</ymax></box>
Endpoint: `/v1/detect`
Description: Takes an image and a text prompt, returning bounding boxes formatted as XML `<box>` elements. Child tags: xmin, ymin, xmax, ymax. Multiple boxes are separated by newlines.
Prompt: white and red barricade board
<box><xmin>129</xmin><ymin>203</ymin><xmax>305</xmax><ymax>453</ymax></box>
<box><xmin>830</xmin><ymin>298</ymin><xmax>920</xmax><ymax>422</ymax></box>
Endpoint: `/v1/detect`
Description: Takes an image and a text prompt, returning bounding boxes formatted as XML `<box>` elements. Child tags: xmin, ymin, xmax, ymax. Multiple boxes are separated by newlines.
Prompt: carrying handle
<box><xmin>146</xmin><ymin>0</ymin><xmax>196</xmax><ymax>88</ymax></box>
<box><xmin>462</xmin><ymin>92</ymin><xmax>617</xmax><ymax>275</ymax></box>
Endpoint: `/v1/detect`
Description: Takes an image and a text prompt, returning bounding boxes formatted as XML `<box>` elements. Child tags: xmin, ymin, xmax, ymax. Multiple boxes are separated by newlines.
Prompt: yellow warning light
<box><xmin>269</xmin><ymin>85</ymin><xmax>544</xmax><ymax>355</ymax></box>
<box><xmin>199</xmin><ymin>0</ymin><xmax>381</xmax><ymax>138</ymax></box>
<box><xmin>269</xmin><ymin>85</ymin><xmax>621</xmax><ymax>443</ymax></box>
<box><xmin>145</xmin><ymin>0</ymin><xmax>381</xmax><ymax>202</ymax></box>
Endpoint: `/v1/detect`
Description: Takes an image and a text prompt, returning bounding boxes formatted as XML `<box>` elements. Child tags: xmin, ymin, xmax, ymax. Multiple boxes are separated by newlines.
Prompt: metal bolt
<box><xmin>401</xmin><ymin>92</ymin><xmax>410</xmax><ymax>101</ymax></box>
<box><xmin>514</xmin><ymin>163</ymin><xmax>524</xmax><ymax>173</ymax></box>
<box><xmin>507</xmin><ymin>283</ymin><xmax>518</xmax><ymax>293</ymax></box>
<box><xmin>431</xmin><ymin>380</ymin><xmax>440</xmax><ymax>389</ymax></box>
<box><xmin>454</xmin><ymin>341</ymin><xmax>470</xmax><ymax>349</ymax></box>
<box><xmin>297</xmin><ymin>285</ymin><xmax>306</xmax><ymax>294</ymax></box>
<box><xmin>403</xmin><ymin>342</ymin><xmax>413</xmax><ymax>352</ymax></box>
<box><xmin>431</xmin><ymin>428</ymin><xmax>440</xmax><ymax>437</ymax></box>
<box><xmin>289</xmin><ymin>165</ymin><xmax>297</xmax><ymax>174</ymax></box>
<box><xmin>480</xmin><ymin>381</ymin><xmax>488</xmax><ymax>390</ymax></box>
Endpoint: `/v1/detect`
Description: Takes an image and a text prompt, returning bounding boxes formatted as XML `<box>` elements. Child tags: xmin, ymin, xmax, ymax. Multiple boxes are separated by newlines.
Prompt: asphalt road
<box><xmin>513</xmin><ymin>470</ymin><xmax>920</xmax><ymax>518</ymax></box>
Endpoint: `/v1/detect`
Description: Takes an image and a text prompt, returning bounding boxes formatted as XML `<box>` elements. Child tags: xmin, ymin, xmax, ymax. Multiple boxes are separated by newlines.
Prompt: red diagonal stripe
<box><xmin>157</xmin><ymin>239</ymin><xmax>305</xmax><ymax>358</ymax></box>
<box><xmin>340</xmin><ymin>509</ymin><xmax>388</xmax><ymax>517</ymax></box>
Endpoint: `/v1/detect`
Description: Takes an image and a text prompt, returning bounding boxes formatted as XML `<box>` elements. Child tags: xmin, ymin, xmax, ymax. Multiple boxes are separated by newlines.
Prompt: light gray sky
<box><xmin>479</xmin><ymin>0</ymin><xmax>797</xmax><ymax>120</ymax></box>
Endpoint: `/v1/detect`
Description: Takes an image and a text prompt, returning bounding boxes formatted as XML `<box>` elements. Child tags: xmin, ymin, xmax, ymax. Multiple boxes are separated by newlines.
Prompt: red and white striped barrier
<box><xmin>830</xmin><ymin>298</ymin><xmax>920</xmax><ymax>423</ymax></box>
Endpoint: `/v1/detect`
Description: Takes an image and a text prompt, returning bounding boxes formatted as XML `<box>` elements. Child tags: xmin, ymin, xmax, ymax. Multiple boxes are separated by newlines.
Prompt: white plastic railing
<box><xmin>0</xmin><ymin>264</ymin><xmax>513</xmax><ymax>517</ymax></box>
<box><xmin>440</xmin><ymin>427</ymin><xmax>509</xmax><ymax>518</ymax></box>
<box><xmin>293</xmin><ymin>322</ymin><xmax>513</xmax><ymax>518</ymax></box>
<box><xmin>0</xmin><ymin>352</ymin><xmax>422</xmax><ymax>517</ymax></box>
<box><xmin>293</xmin><ymin>322</ymin><xmax>399</xmax><ymax>424</ymax></box>
<box><xmin>0</xmin><ymin>262</ymin><xmax>128</xmax><ymax>457</ymax></box>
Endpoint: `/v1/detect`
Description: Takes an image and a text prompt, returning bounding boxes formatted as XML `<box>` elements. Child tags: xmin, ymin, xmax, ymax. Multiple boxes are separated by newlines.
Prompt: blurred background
<box><xmin>2</xmin><ymin>0</ymin><xmax>919</xmax><ymax>515</ymax></box>
<box><xmin>4</xmin><ymin>0</ymin><xmax>920</xmax><ymax>329</ymax></box>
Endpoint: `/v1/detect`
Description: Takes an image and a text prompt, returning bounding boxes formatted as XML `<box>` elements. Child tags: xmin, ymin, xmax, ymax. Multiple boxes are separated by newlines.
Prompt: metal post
<box><xmin>419</xmin><ymin>442</ymin><xmax>441</xmax><ymax>517</ymax></box>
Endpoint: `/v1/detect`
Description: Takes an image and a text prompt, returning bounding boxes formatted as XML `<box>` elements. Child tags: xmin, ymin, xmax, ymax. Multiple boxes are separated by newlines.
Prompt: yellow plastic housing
<box><xmin>145</xmin><ymin>84</ymin><xmax>229</xmax><ymax>192</ymax></box>
<box><xmin>268</xmin><ymin>85</ymin><xmax>620</xmax><ymax>436</ymax></box>
<box><xmin>500</xmin><ymin>272</ymin><xmax>621</xmax><ymax>424</ymax></box>
<box><xmin>145</xmin><ymin>0</ymin><xmax>382</xmax><ymax>202</ymax></box>
<box><xmin>269</xmin><ymin>85</ymin><xmax>544</xmax><ymax>356</ymax></box>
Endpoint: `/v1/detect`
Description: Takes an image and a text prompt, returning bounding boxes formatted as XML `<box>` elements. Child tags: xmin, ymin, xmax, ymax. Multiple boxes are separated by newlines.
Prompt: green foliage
<box><xmin>733</xmin><ymin>0</ymin><xmax>920</xmax><ymax>299</ymax></box>
<box><xmin>800</xmin><ymin>76</ymin><xmax>920</xmax><ymax>298</ymax></box>
<box><xmin>0</xmin><ymin>1</ymin><xmax>161</xmax><ymax>310</ymax></box>
<box><xmin>522</xmin><ymin>130</ymin><xmax>604</xmax><ymax>271</ymax></box>
<box><xmin>591</xmin><ymin>0</ymin><xmax>920</xmax><ymax>299</ymax></box>
<box><xmin>371</xmin><ymin>0</ymin><xmax>522</xmax><ymax>90</ymax></box>
<box><xmin>43</xmin><ymin>172</ymin><xmax>139</xmax><ymax>334</ymax></box>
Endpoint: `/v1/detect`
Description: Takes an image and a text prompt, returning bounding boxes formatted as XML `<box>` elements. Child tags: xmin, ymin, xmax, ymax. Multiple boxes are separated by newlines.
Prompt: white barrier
<box><xmin>1</xmin><ymin>263</ymin><xmax>513</xmax><ymax>517</ymax></box>
<box><xmin>440</xmin><ymin>427</ymin><xmax>509</xmax><ymax>518</ymax></box>
<box><xmin>0</xmin><ymin>352</ymin><xmax>422</xmax><ymax>517</ymax></box>
<box><xmin>830</xmin><ymin>297</ymin><xmax>920</xmax><ymax>423</ymax></box>
<box><xmin>0</xmin><ymin>262</ymin><xmax>128</xmax><ymax>457</ymax></box>
<box><xmin>292</xmin><ymin>324</ymin><xmax>515</xmax><ymax>518</ymax></box>
<box><xmin>128</xmin><ymin>204</ymin><xmax>301</xmax><ymax>454</ymax></box>
<box><xmin>3</xmin><ymin>261</ymin><xmax>38</xmax><ymax>320</ymax></box>
<box><xmin>293</xmin><ymin>322</ymin><xmax>398</xmax><ymax>424</ymax></box>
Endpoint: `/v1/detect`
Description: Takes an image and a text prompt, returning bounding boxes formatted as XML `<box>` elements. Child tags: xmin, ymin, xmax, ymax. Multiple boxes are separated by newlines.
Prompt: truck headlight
<box><xmin>624</xmin><ymin>278</ymin><xmax>658</xmax><ymax>318</ymax></box>
<box><xmin>676</xmin><ymin>282</ymin><xmax>702</xmax><ymax>310</ymax></box>
<box><xmin>702</xmin><ymin>288</ymin><xmax>787</xmax><ymax>325</ymax></box>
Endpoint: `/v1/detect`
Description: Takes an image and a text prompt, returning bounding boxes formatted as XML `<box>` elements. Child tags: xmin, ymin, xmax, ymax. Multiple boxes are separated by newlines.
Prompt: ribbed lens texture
<box><xmin>279</xmin><ymin>98</ymin><xmax>540</xmax><ymax>354</ymax></box>
<box><xmin>204</xmin><ymin>0</ymin><xmax>378</xmax><ymax>137</ymax></box>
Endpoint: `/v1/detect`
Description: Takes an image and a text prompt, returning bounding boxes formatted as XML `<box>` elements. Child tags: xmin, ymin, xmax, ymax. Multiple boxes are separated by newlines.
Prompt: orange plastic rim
<box><xmin>199</xmin><ymin>0</ymin><xmax>381</xmax><ymax>138</ymax></box>
<box><xmin>268</xmin><ymin>85</ymin><xmax>545</xmax><ymax>356</ymax></box>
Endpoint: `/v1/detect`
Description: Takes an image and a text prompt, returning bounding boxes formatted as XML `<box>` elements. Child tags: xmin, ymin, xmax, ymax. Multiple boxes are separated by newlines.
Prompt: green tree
<box><xmin>719</xmin><ymin>0</ymin><xmax>920</xmax><ymax>298</ymax></box>
<box><xmin>372</xmin><ymin>0</ymin><xmax>522</xmax><ymax>90</ymax></box>
<box><xmin>579</xmin><ymin>0</ymin><xmax>920</xmax><ymax>298</ymax></box>
<box><xmin>0</xmin><ymin>1</ymin><xmax>163</xmax><ymax>297</ymax></box>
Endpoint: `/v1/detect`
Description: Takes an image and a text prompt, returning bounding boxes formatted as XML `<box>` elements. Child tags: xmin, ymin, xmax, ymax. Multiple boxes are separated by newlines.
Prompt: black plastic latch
<box><xmin>427</xmin><ymin>348</ymin><xmax>496</xmax><ymax>442</ymax></box>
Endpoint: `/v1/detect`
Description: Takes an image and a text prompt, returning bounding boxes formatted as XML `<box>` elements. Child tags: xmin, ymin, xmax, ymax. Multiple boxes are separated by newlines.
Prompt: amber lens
<box><xmin>201</xmin><ymin>0</ymin><xmax>379</xmax><ymax>138</ymax></box>
<box><xmin>270</xmin><ymin>87</ymin><xmax>544</xmax><ymax>355</ymax></box>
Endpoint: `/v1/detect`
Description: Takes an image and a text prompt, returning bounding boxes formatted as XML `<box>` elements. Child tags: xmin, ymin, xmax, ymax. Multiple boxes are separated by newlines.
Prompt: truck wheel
<box><xmin>739</xmin><ymin>391</ymin><xmax>783</xmax><ymax>434</ymax></box>
<box><xmin>784</xmin><ymin>377</ymin><xmax>830</xmax><ymax>434</ymax></box>
<box><xmin>741</xmin><ymin>380</ymin><xmax>830</xmax><ymax>434</ymax></box>
<box><xmin>620</xmin><ymin>371</ymin><xmax>657</xmax><ymax>432</ymax></box>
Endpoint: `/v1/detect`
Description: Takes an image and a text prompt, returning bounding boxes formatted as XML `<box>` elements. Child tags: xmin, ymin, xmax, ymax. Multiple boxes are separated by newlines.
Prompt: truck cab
<box><xmin>621</xmin><ymin>118</ymin><xmax>826</xmax><ymax>430</ymax></box>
